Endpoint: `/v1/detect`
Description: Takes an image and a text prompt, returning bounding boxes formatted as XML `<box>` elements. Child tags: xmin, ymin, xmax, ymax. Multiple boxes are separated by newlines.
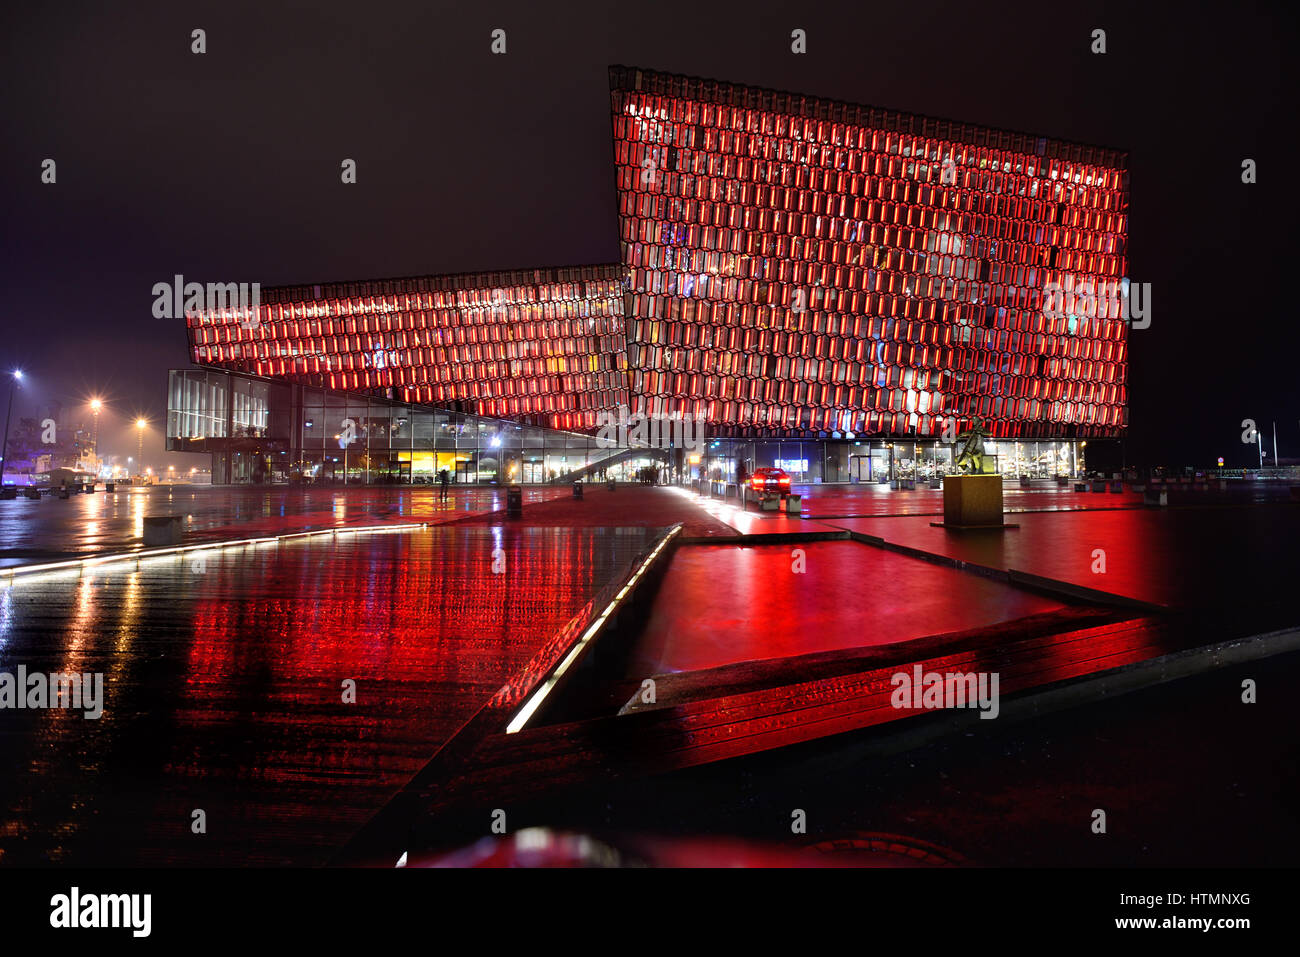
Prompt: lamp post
<box><xmin>90</xmin><ymin>398</ymin><xmax>102</xmax><ymax>475</ymax></box>
<box><xmin>136</xmin><ymin>418</ymin><xmax>147</xmax><ymax>479</ymax></box>
<box><xmin>1</xmin><ymin>370</ymin><xmax>24</xmax><ymax>485</ymax></box>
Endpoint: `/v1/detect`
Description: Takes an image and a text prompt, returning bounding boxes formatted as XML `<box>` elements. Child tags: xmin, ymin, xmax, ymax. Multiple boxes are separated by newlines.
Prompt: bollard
<box><xmin>506</xmin><ymin>485</ymin><xmax>523</xmax><ymax>518</ymax></box>
<box><xmin>142</xmin><ymin>515</ymin><xmax>183</xmax><ymax>546</ymax></box>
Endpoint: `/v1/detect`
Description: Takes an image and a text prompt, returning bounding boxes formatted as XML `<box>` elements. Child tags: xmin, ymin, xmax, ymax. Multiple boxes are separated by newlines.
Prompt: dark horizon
<box><xmin>3</xmin><ymin>0</ymin><xmax>1295</xmax><ymax>468</ymax></box>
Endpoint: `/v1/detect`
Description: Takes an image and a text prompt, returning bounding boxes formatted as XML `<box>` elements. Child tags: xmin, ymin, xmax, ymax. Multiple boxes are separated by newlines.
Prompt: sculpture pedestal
<box><xmin>932</xmin><ymin>475</ymin><xmax>1016</xmax><ymax>529</ymax></box>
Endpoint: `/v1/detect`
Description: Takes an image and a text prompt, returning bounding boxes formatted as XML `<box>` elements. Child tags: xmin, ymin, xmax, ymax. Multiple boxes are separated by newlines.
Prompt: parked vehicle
<box><xmin>749</xmin><ymin>467</ymin><xmax>791</xmax><ymax>498</ymax></box>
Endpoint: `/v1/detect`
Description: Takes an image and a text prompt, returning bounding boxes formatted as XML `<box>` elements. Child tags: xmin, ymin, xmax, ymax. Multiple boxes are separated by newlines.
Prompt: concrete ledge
<box><xmin>142</xmin><ymin>515</ymin><xmax>183</xmax><ymax>546</ymax></box>
<box><xmin>928</xmin><ymin>522</ymin><xmax>1020</xmax><ymax>530</ymax></box>
<box><xmin>762</xmin><ymin>626</ymin><xmax>1300</xmax><ymax>774</ymax></box>
<box><xmin>942</xmin><ymin>474</ymin><xmax>1004</xmax><ymax>527</ymax></box>
<box><xmin>1007</xmin><ymin>568</ymin><xmax>1169</xmax><ymax>613</ymax></box>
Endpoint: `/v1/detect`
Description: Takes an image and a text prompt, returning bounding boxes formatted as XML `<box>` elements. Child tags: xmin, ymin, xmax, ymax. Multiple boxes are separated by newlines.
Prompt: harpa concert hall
<box><xmin>168</xmin><ymin>66</ymin><xmax>1130</xmax><ymax>486</ymax></box>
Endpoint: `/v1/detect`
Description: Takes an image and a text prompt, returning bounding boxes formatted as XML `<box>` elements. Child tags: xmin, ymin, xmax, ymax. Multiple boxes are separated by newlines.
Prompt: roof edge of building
<box><xmin>258</xmin><ymin>261</ymin><xmax>627</xmax><ymax>301</ymax></box>
<box><xmin>608</xmin><ymin>64</ymin><xmax>1130</xmax><ymax>166</ymax></box>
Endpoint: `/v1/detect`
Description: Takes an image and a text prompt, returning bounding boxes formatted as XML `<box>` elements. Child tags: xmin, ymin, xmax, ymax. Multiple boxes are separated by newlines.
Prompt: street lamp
<box><xmin>136</xmin><ymin>418</ymin><xmax>147</xmax><ymax>480</ymax></box>
<box><xmin>1</xmin><ymin>370</ymin><xmax>24</xmax><ymax>485</ymax></box>
<box><xmin>90</xmin><ymin>398</ymin><xmax>102</xmax><ymax>475</ymax></box>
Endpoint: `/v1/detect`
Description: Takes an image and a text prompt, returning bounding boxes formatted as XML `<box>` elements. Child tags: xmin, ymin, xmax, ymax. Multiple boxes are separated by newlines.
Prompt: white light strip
<box><xmin>505</xmin><ymin>525</ymin><xmax>681</xmax><ymax>734</ymax></box>
<box><xmin>664</xmin><ymin>483</ymin><xmax>751</xmax><ymax>525</ymax></box>
<box><xmin>0</xmin><ymin>522</ymin><xmax>432</xmax><ymax>584</ymax></box>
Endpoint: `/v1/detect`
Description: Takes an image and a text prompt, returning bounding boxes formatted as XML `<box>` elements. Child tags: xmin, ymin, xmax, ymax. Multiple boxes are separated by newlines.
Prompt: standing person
<box><xmin>438</xmin><ymin>467</ymin><xmax>450</xmax><ymax>503</ymax></box>
<box><xmin>735</xmin><ymin>460</ymin><xmax>748</xmax><ymax>505</ymax></box>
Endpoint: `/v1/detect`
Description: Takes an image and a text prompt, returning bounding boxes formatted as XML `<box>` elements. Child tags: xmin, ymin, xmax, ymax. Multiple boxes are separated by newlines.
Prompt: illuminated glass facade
<box><xmin>185</xmin><ymin>265</ymin><xmax>628</xmax><ymax>434</ymax></box>
<box><xmin>173</xmin><ymin>66</ymin><xmax>1128</xmax><ymax>483</ymax></box>
<box><xmin>610</xmin><ymin>66</ymin><xmax>1129</xmax><ymax>439</ymax></box>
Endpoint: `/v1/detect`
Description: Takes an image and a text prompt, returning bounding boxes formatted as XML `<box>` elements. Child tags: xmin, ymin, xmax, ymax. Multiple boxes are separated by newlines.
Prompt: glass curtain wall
<box><xmin>170</xmin><ymin>371</ymin><xmax>1087</xmax><ymax>485</ymax></box>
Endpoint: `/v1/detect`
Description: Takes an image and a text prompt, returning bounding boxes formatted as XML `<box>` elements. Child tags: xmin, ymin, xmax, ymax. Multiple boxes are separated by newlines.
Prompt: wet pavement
<box><xmin>628</xmin><ymin>540</ymin><xmax>1071</xmax><ymax>675</ymax></box>
<box><xmin>479</xmin><ymin>649</ymin><xmax>1300</xmax><ymax>867</ymax></box>
<box><xmin>789</xmin><ymin>482</ymin><xmax>1143</xmax><ymax>517</ymax></box>
<box><xmin>452</xmin><ymin>484</ymin><xmax>737</xmax><ymax>539</ymax></box>
<box><xmin>787</xmin><ymin>479</ymin><xmax>1296</xmax><ymax>518</ymax></box>
<box><xmin>2</xmin><ymin>480</ymin><xmax>1296</xmax><ymax>866</ymax></box>
<box><xmin>824</xmin><ymin>505</ymin><xmax>1299</xmax><ymax>611</ymax></box>
<box><xmin>0</xmin><ymin>523</ymin><xmax>655</xmax><ymax>865</ymax></box>
<box><xmin>0</xmin><ymin>484</ymin><xmax>574</xmax><ymax>567</ymax></box>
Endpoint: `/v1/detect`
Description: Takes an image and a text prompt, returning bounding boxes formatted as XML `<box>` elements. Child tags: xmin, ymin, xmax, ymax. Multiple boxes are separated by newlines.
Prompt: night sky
<box><xmin>2</xmin><ymin>0</ymin><xmax>1294</xmax><ymax>468</ymax></box>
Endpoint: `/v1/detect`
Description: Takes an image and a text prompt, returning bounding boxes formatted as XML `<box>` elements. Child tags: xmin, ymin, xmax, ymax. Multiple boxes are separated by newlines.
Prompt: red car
<box><xmin>750</xmin><ymin>467</ymin><xmax>792</xmax><ymax>496</ymax></box>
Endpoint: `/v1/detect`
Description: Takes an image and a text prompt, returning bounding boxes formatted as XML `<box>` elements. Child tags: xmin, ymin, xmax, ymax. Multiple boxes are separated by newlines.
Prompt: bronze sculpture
<box><xmin>955</xmin><ymin>418</ymin><xmax>993</xmax><ymax>474</ymax></box>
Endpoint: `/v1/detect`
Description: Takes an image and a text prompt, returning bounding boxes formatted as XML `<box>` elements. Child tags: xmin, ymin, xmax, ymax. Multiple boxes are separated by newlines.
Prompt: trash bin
<box><xmin>506</xmin><ymin>485</ymin><xmax>522</xmax><ymax>518</ymax></box>
<box><xmin>572</xmin><ymin>481</ymin><xmax>584</xmax><ymax>500</ymax></box>
<box><xmin>105</xmin><ymin>483</ymin><xmax>115</xmax><ymax>493</ymax></box>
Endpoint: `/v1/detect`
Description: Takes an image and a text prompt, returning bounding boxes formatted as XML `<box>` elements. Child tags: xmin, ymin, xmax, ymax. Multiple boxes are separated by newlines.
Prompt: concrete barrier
<box><xmin>1109</xmin><ymin>480</ymin><xmax>1123</xmax><ymax>493</ymax></box>
<box><xmin>942</xmin><ymin>474</ymin><xmax>1004</xmax><ymax>527</ymax></box>
<box><xmin>1090</xmin><ymin>480</ymin><xmax>1107</xmax><ymax>493</ymax></box>
<box><xmin>1143</xmin><ymin>490</ymin><xmax>1168</xmax><ymax>507</ymax></box>
<box><xmin>143</xmin><ymin>515</ymin><xmax>183</xmax><ymax>546</ymax></box>
<box><xmin>784</xmin><ymin>494</ymin><xmax>802</xmax><ymax>514</ymax></box>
